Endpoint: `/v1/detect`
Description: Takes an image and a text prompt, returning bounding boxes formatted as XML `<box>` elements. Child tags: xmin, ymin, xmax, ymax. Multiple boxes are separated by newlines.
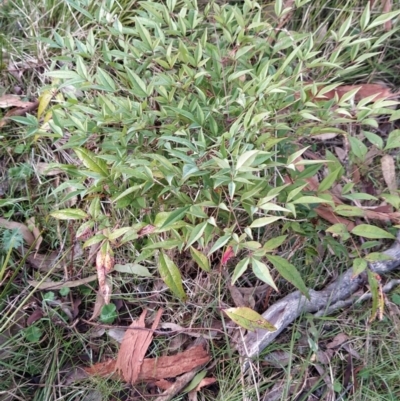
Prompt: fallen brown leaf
<box><xmin>0</xmin><ymin>94</ymin><xmax>32</xmax><ymax>108</ymax></box>
<box><xmin>192</xmin><ymin>377</ymin><xmax>216</xmax><ymax>392</ymax></box>
<box><xmin>0</xmin><ymin>100</ymin><xmax>39</xmax><ymax>128</ymax></box>
<box><xmin>89</xmin><ymin>290</ymin><xmax>106</xmax><ymax>321</ymax></box>
<box><xmin>36</xmin><ymin>162</ymin><xmax>64</xmax><ymax>176</ymax></box>
<box><xmin>28</xmin><ymin>274</ymin><xmax>97</xmax><ymax>290</ymax></box>
<box><xmin>155</xmin><ymin>369</ymin><xmax>200</xmax><ymax>401</ymax></box>
<box><xmin>381</xmin><ymin>154</ymin><xmax>397</xmax><ymax>195</ymax></box>
<box><xmin>115</xmin><ymin>309</ymin><xmax>163</xmax><ymax>384</ymax></box>
<box><xmin>95</xmin><ymin>248</ymin><xmax>114</xmax><ymax>304</ymax></box>
<box><xmin>326</xmin><ymin>333</ymin><xmax>349</xmax><ymax>349</ymax></box>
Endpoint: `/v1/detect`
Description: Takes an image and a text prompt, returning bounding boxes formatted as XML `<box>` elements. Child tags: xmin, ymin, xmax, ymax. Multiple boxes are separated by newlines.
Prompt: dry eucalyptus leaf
<box><xmin>36</xmin><ymin>162</ymin><xmax>64</xmax><ymax>176</ymax></box>
<box><xmin>0</xmin><ymin>94</ymin><xmax>32</xmax><ymax>108</ymax></box>
<box><xmin>28</xmin><ymin>274</ymin><xmax>97</xmax><ymax>290</ymax></box>
<box><xmin>381</xmin><ymin>154</ymin><xmax>397</xmax><ymax>195</ymax></box>
<box><xmin>326</xmin><ymin>333</ymin><xmax>349</xmax><ymax>349</ymax></box>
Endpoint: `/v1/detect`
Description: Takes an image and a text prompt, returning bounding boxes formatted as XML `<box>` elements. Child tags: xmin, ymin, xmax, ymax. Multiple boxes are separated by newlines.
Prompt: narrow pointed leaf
<box><xmin>266</xmin><ymin>255</ymin><xmax>309</xmax><ymax>298</ymax></box>
<box><xmin>160</xmin><ymin>206</ymin><xmax>190</xmax><ymax>228</ymax></box>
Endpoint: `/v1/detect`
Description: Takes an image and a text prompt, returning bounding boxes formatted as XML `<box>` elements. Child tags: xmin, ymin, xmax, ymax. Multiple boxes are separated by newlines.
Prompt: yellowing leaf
<box><xmin>224</xmin><ymin>307</ymin><xmax>277</xmax><ymax>332</ymax></box>
<box><xmin>38</xmin><ymin>90</ymin><xmax>53</xmax><ymax>119</ymax></box>
<box><xmin>50</xmin><ymin>208</ymin><xmax>88</xmax><ymax>220</ymax></box>
<box><xmin>190</xmin><ymin>247</ymin><xmax>210</xmax><ymax>272</ymax></box>
<box><xmin>159</xmin><ymin>252</ymin><xmax>186</xmax><ymax>300</ymax></box>
<box><xmin>74</xmin><ymin>148</ymin><xmax>108</xmax><ymax>177</ymax></box>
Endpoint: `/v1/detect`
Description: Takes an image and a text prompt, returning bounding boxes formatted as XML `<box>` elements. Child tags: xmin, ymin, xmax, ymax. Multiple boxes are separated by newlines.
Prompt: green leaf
<box><xmin>126</xmin><ymin>68</ymin><xmax>148</xmax><ymax>97</ymax></box>
<box><xmin>100</xmin><ymin>304</ymin><xmax>117</xmax><ymax>324</ymax></box>
<box><xmin>186</xmin><ymin>222</ymin><xmax>208</xmax><ymax>249</ymax></box>
<box><xmin>83</xmin><ymin>234</ymin><xmax>106</xmax><ymax>248</ymax></box>
<box><xmin>266</xmin><ymin>255</ymin><xmax>309</xmax><ymax>298</ymax></box>
<box><xmin>385</xmin><ymin>130</ymin><xmax>400</xmax><ymax>150</ymax></box>
<box><xmin>292</xmin><ymin>196</ymin><xmax>333</xmax><ymax>205</ymax></box>
<box><xmin>231</xmin><ymin>257</ymin><xmax>250</xmax><ymax>285</ymax></box>
<box><xmin>351</xmin><ymin>224</ymin><xmax>395</xmax><ymax>240</ymax></box>
<box><xmin>159</xmin><ymin>252</ymin><xmax>186</xmax><ymax>300</ymax></box>
<box><xmin>112</xmin><ymin>184</ymin><xmax>144</xmax><ymax>202</ymax></box>
<box><xmin>46</xmin><ymin>70</ymin><xmax>83</xmax><ymax>80</ymax></box>
<box><xmin>326</xmin><ymin>224</ymin><xmax>350</xmax><ymax>241</ymax></box>
<box><xmin>96</xmin><ymin>67</ymin><xmax>116</xmax><ymax>91</ymax></box>
<box><xmin>144</xmin><ymin>240</ymin><xmax>181</xmax><ymax>250</ymax></box>
<box><xmin>136</xmin><ymin>19</ymin><xmax>153</xmax><ymax>49</ymax></box>
<box><xmin>190</xmin><ymin>247</ymin><xmax>210</xmax><ymax>272</ymax></box>
<box><xmin>51</xmin><ymin>208</ymin><xmax>88</xmax><ymax>220</ymax></box>
<box><xmin>364</xmin><ymin>252</ymin><xmax>393</xmax><ymax>263</ymax></box>
<box><xmin>236</xmin><ymin>150</ymin><xmax>259</xmax><ymax>170</ymax></box>
<box><xmin>1</xmin><ymin>229</ymin><xmax>23</xmax><ymax>251</ymax></box>
<box><xmin>343</xmin><ymin>193</ymin><xmax>378</xmax><ymax>201</ymax></box>
<box><xmin>59</xmin><ymin>287</ymin><xmax>70</xmax><ymax>297</ymax></box>
<box><xmin>183</xmin><ymin>370</ymin><xmax>208</xmax><ymax>394</ymax></box>
<box><xmin>367</xmin><ymin>270</ymin><xmax>379</xmax><ymax>321</ymax></box>
<box><xmin>74</xmin><ymin>148</ymin><xmax>108</xmax><ymax>177</ymax></box>
<box><xmin>349</xmin><ymin>136</ymin><xmax>367</xmax><ymax>160</ymax></box>
<box><xmin>352</xmin><ymin>258</ymin><xmax>367</xmax><ymax>276</ymax></box>
<box><xmin>160</xmin><ymin>206</ymin><xmax>191</xmax><ymax>228</ymax></box>
<box><xmin>363</xmin><ymin>131</ymin><xmax>383</xmax><ymax>149</ymax></box>
<box><xmin>207</xmin><ymin>234</ymin><xmax>231</xmax><ymax>256</ymax></box>
<box><xmin>251</xmin><ymin>258</ymin><xmax>277</xmax><ymax>291</ymax></box>
<box><xmin>335</xmin><ymin>205</ymin><xmax>364</xmax><ymax>217</ymax></box>
<box><xmin>228</xmin><ymin>69</ymin><xmax>252</xmax><ymax>82</ymax></box>
<box><xmin>366</xmin><ymin>10</ymin><xmax>400</xmax><ymax>30</ymax></box>
<box><xmin>318</xmin><ymin>168</ymin><xmax>341</xmax><ymax>192</ymax></box>
<box><xmin>114</xmin><ymin>263</ymin><xmax>152</xmax><ymax>277</ymax></box>
<box><xmin>263</xmin><ymin>235</ymin><xmax>287</xmax><ymax>251</ymax></box>
<box><xmin>250</xmin><ymin>216</ymin><xmax>282</xmax><ymax>228</ymax></box>
<box><xmin>24</xmin><ymin>326</ymin><xmax>43</xmax><ymax>342</ymax></box>
<box><xmin>224</xmin><ymin>307</ymin><xmax>276</xmax><ymax>332</ymax></box>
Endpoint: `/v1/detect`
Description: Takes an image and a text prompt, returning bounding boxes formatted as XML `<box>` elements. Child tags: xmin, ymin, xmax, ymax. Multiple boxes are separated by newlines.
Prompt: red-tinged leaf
<box><xmin>224</xmin><ymin>307</ymin><xmax>277</xmax><ymax>332</ymax></box>
<box><xmin>221</xmin><ymin>246</ymin><xmax>235</xmax><ymax>265</ymax></box>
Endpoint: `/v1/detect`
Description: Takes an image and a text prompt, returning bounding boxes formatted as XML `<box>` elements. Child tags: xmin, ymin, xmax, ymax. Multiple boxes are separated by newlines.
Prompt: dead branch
<box><xmin>237</xmin><ymin>232</ymin><xmax>400</xmax><ymax>365</ymax></box>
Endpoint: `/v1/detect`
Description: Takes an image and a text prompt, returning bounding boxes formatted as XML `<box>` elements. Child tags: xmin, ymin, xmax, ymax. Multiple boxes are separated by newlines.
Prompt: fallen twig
<box><xmin>237</xmin><ymin>232</ymin><xmax>400</xmax><ymax>364</ymax></box>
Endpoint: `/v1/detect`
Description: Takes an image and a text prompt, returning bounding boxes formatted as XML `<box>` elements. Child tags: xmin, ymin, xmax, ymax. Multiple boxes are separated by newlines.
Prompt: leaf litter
<box><xmin>82</xmin><ymin>309</ymin><xmax>211</xmax><ymax>398</ymax></box>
